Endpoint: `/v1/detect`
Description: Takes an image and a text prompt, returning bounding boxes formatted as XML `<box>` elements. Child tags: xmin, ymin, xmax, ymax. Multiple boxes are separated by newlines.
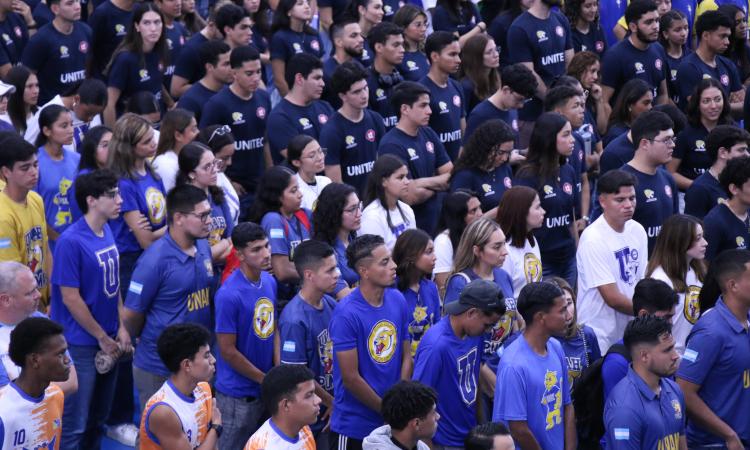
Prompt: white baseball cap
<box><xmin>0</xmin><ymin>81</ymin><xmax>15</xmax><ymax>97</ymax></box>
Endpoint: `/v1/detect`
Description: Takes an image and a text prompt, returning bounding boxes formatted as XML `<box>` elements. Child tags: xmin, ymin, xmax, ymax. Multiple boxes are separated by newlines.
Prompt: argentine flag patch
<box><xmin>614</xmin><ymin>428</ymin><xmax>630</xmax><ymax>440</ymax></box>
<box><xmin>0</xmin><ymin>238</ymin><xmax>10</xmax><ymax>249</ymax></box>
<box><xmin>128</xmin><ymin>281</ymin><xmax>143</xmax><ymax>295</ymax></box>
<box><xmin>283</xmin><ymin>341</ymin><xmax>296</xmax><ymax>353</ymax></box>
<box><xmin>270</xmin><ymin>228</ymin><xmax>284</xmax><ymax>239</ymax></box>
<box><xmin>683</xmin><ymin>348</ymin><xmax>698</xmax><ymax>362</ymax></box>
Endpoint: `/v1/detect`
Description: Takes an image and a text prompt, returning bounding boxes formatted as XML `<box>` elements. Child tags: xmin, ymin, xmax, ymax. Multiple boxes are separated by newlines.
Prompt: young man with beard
<box><xmin>604</xmin><ymin>316</ymin><xmax>686</xmax><ymax>450</ymax></box>
<box><xmin>322</xmin><ymin>19</ymin><xmax>364</xmax><ymax>108</ymax></box>
<box><xmin>602</xmin><ymin>0</ymin><xmax>669</xmax><ymax>106</ymax></box>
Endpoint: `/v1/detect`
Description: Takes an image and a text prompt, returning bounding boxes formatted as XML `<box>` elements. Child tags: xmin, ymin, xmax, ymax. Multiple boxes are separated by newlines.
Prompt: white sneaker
<box><xmin>106</xmin><ymin>423</ymin><xmax>138</xmax><ymax>447</ymax></box>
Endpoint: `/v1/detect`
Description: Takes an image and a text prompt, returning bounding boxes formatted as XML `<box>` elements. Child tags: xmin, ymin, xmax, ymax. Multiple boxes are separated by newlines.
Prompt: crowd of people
<box><xmin>0</xmin><ymin>0</ymin><xmax>750</xmax><ymax>448</ymax></box>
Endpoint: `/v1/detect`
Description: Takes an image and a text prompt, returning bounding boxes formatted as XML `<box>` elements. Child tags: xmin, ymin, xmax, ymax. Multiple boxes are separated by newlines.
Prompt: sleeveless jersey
<box><xmin>0</xmin><ymin>383</ymin><xmax>63</xmax><ymax>449</ymax></box>
<box><xmin>140</xmin><ymin>380</ymin><xmax>212</xmax><ymax>449</ymax></box>
<box><xmin>244</xmin><ymin>419</ymin><xmax>316</xmax><ymax>450</ymax></box>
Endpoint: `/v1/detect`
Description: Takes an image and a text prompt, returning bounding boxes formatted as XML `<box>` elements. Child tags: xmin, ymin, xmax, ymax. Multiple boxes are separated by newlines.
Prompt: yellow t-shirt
<box><xmin>695</xmin><ymin>0</ymin><xmax>750</xmax><ymax>27</ymax></box>
<box><xmin>0</xmin><ymin>190</ymin><xmax>49</xmax><ymax>303</ymax></box>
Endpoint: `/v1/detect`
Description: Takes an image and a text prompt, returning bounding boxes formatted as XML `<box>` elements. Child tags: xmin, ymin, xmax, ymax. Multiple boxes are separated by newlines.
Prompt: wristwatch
<box><xmin>209</xmin><ymin>422</ymin><xmax>223</xmax><ymax>438</ymax></box>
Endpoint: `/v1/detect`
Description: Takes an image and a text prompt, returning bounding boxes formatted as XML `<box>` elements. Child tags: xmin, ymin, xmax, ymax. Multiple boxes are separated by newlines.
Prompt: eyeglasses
<box><xmin>102</xmin><ymin>189</ymin><xmax>120</xmax><ymax>199</ymax></box>
<box><xmin>343</xmin><ymin>202</ymin><xmax>363</xmax><ymax>215</ymax></box>
<box><xmin>184</xmin><ymin>211</ymin><xmax>212</xmax><ymax>222</ymax></box>
<box><xmin>650</xmin><ymin>136</ymin><xmax>677</xmax><ymax>146</ymax></box>
<box><xmin>208</xmin><ymin>125</ymin><xmax>231</xmax><ymax>144</ymax></box>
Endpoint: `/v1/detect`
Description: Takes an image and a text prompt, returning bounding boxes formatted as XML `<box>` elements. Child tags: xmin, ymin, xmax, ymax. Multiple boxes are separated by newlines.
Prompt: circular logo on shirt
<box><xmin>512</xmin><ymin>119</ymin><xmax>519</xmax><ymax>131</ymax></box>
<box><xmin>721</xmin><ymin>74</ymin><xmax>730</xmax><ymax>86</ymax></box>
<box><xmin>145</xmin><ymin>187</ymin><xmax>166</xmax><ymax>224</ymax></box>
<box><xmin>563</xmin><ymin>182</ymin><xmax>573</xmax><ymax>195</ymax></box>
<box><xmin>318</xmin><ymin>114</ymin><xmax>328</xmax><ymax>124</ymax></box>
<box><xmin>452</xmin><ymin>95</ymin><xmax>461</xmax><ymax>107</ymax></box>
<box><xmin>13</xmin><ymin>26</ymin><xmax>21</xmax><ymax>37</ymax></box>
<box><xmin>311</xmin><ymin>39</ymin><xmax>320</xmax><ymax>51</ymax></box>
<box><xmin>523</xmin><ymin>252</ymin><xmax>543</xmax><ymax>283</ymax></box>
<box><xmin>365</xmin><ymin>129</ymin><xmax>376</xmax><ymax>142</ymax></box>
<box><xmin>579</xmin><ymin>149</ymin><xmax>584</xmax><ymax>160</ymax></box>
<box><xmin>595</xmin><ymin>41</ymin><xmax>604</xmax><ymax>52</ymax></box>
<box><xmin>368</xmin><ymin>320</ymin><xmax>397</xmax><ymax>363</ymax></box>
<box><xmin>426</xmin><ymin>141</ymin><xmax>434</xmax><ymax>153</ymax></box>
<box><xmin>158</xmin><ymin>63</ymin><xmax>164</xmax><ymax>72</ymax></box>
<box><xmin>180</xmin><ymin>35</ymin><xmax>185</xmax><ymax>45</ymax></box>
<box><xmin>256</xmin><ymin>106</ymin><xmax>266</xmax><ymax>119</ymax></box>
<box><xmin>655</xmin><ymin>59</ymin><xmax>662</xmax><ymax>70</ymax></box>
<box><xmin>253</xmin><ymin>297</ymin><xmax>275</xmax><ymax>339</ymax></box>
<box><xmin>79</xmin><ymin>41</ymin><xmax>88</xmax><ymax>53</ymax></box>
<box><xmin>665</xmin><ymin>185</ymin><xmax>673</xmax><ymax>197</ymax></box>
<box><xmin>684</xmin><ymin>285</ymin><xmax>701</xmax><ymax>324</ymax></box>
<box><xmin>555</xmin><ymin>26</ymin><xmax>564</xmax><ymax>37</ymax></box>
<box><xmin>504</xmin><ymin>176</ymin><xmax>512</xmax><ymax>189</ymax></box>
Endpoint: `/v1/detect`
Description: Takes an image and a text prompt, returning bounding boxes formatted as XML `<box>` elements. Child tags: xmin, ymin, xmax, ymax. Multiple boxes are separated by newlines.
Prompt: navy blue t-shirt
<box><xmin>320</xmin><ymin>109</ymin><xmax>385</xmax><ymax>195</ymax></box>
<box><xmin>684</xmin><ymin>172</ymin><xmax>726</xmax><ymax>219</ymax></box>
<box><xmin>703</xmin><ymin>203</ymin><xmax>750</xmax><ymax>260</ymax></box>
<box><xmin>32</xmin><ymin>2</ymin><xmax>53</xmax><ymax>29</ymax></box>
<box><xmin>317</xmin><ymin>0</ymin><xmax>348</xmax><ymax>23</ymax></box>
<box><xmin>571</xmin><ymin>22</ymin><xmax>607</xmax><ymax>57</ymax></box>
<box><xmin>507</xmin><ymin>10</ymin><xmax>573</xmax><ymax>120</ymax></box>
<box><xmin>270</xmin><ymin>28</ymin><xmax>324</xmax><ymax>62</ymax></box>
<box><xmin>267</xmin><ymin>98</ymin><xmax>334</xmax><ymax>164</ymax></box>
<box><xmin>601</xmin><ymin>38</ymin><xmax>666</xmax><ymax>101</ymax></box>
<box><xmin>603</xmin><ymin>123</ymin><xmax>628</xmax><ymax>148</ymax></box>
<box><xmin>381</xmin><ymin>0</ymin><xmax>402</xmax><ymax>21</ymax></box>
<box><xmin>431</xmin><ymin>3</ymin><xmax>481</xmax><ymax>36</ymax></box>
<box><xmin>398</xmin><ymin>50</ymin><xmax>430</xmax><ymax>82</ymax></box>
<box><xmin>0</xmin><ymin>13</ymin><xmax>28</xmax><ymax>67</ymax></box>
<box><xmin>378</xmin><ymin>126</ymin><xmax>451</xmax><ymax>236</ymax></box>
<box><xmin>659</xmin><ymin>43</ymin><xmax>691</xmax><ymax>106</ymax></box>
<box><xmin>163</xmin><ymin>21</ymin><xmax>189</xmax><ymax>90</ymax></box>
<box><xmin>674</xmin><ymin>123</ymin><xmax>712</xmax><ymax>182</ymax></box>
<box><xmin>621</xmin><ymin>164</ymin><xmax>678</xmax><ymax>254</ymax></box>
<box><xmin>200</xmin><ymin>86</ymin><xmax>270</xmax><ymax>193</ymax></box>
<box><xmin>22</xmin><ymin>21</ymin><xmax>91</xmax><ymax>105</ymax></box>
<box><xmin>322</xmin><ymin>57</ymin><xmax>342</xmax><ymax>109</ymax></box>
<box><xmin>676</xmin><ymin>52</ymin><xmax>742</xmax><ymax>107</ymax></box>
<box><xmin>464</xmin><ymin>99</ymin><xmax>519</xmax><ymax>144</ymax></box>
<box><xmin>88</xmin><ymin>0</ymin><xmax>132</xmax><ymax>78</ymax></box>
<box><xmin>366</xmin><ymin>67</ymin><xmax>402</xmax><ymax>131</ymax></box>
<box><xmin>108</xmin><ymin>50</ymin><xmax>164</xmax><ymax>114</ymax></box>
<box><xmin>176</xmin><ymin>81</ymin><xmax>218</xmax><ymax>123</ymax></box>
<box><xmin>173</xmin><ymin>32</ymin><xmax>208</xmax><ymax>84</ymax></box>
<box><xmin>450</xmin><ymin>165</ymin><xmax>513</xmax><ymax>212</ymax></box>
<box><xmin>488</xmin><ymin>11</ymin><xmax>517</xmax><ymax>68</ymax></box>
<box><xmin>420</xmin><ymin>75</ymin><xmax>465</xmax><ymax>161</ymax></box>
<box><xmin>570</xmin><ymin>133</ymin><xmax>589</xmax><ymax>216</ymax></box>
<box><xmin>600</xmin><ymin>132</ymin><xmax>635</xmax><ymax>175</ymax></box>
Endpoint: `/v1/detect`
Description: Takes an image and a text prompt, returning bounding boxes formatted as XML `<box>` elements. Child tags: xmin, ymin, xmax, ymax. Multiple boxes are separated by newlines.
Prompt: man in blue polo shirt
<box><xmin>685</xmin><ymin>125</ymin><xmax>750</xmax><ymax>218</ymax></box>
<box><xmin>378</xmin><ymin>81</ymin><xmax>453</xmax><ymax>236</ymax></box>
<box><xmin>87</xmin><ymin>0</ymin><xmax>133</xmax><ymax>79</ymax></box>
<box><xmin>267</xmin><ymin>53</ymin><xmax>334</xmax><ymax>164</ymax></box>
<box><xmin>321</xmin><ymin>61</ymin><xmax>385</xmax><ymax>196</ymax></box>
<box><xmin>677</xmin><ymin>249</ymin><xmax>750</xmax><ymax>449</ymax></box>
<box><xmin>493</xmin><ymin>281</ymin><xmax>575</xmax><ymax>450</ymax></box>
<box><xmin>177</xmin><ymin>40</ymin><xmax>232</xmax><ymax>123</ymax></box>
<box><xmin>21</xmin><ymin>0</ymin><xmax>89</xmax><ymax>105</ymax></box>
<box><xmin>507</xmin><ymin>0</ymin><xmax>574</xmax><ymax>147</ymax></box>
<box><xmin>200</xmin><ymin>45</ymin><xmax>270</xmax><ymax>220</ymax></box>
<box><xmin>366</xmin><ymin>21</ymin><xmax>405</xmax><ymax>131</ymax></box>
<box><xmin>602</xmin><ymin>0</ymin><xmax>669</xmax><ymax>107</ymax></box>
<box><xmin>279</xmin><ymin>240</ymin><xmax>339</xmax><ymax>446</ymax></box>
<box><xmin>322</xmin><ymin>19</ymin><xmax>364</xmax><ymax>108</ymax></box>
<box><xmin>676</xmin><ymin>10</ymin><xmax>744</xmax><ymax>111</ymax></box>
<box><xmin>622</xmin><ymin>110</ymin><xmax>678</xmax><ymax>254</ymax></box>
<box><xmin>704</xmin><ymin>156</ymin><xmax>750</xmax><ymax>260</ymax></box>
<box><xmin>169</xmin><ymin>6</ymin><xmax>224</xmax><ymax>98</ymax></box>
<box><xmin>214</xmin><ymin>222</ymin><xmax>278</xmax><ymax>449</ymax></box>
<box><xmin>420</xmin><ymin>31</ymin><xmax>465</xmax><ymax>162</ymax></box>
<box><xmin>413</xmin><ymin>279</ymin><xmax>506</xmax><ymax>449</ymax></box>
<box><xmin>330</xmin><ymin>234</ymin><xmax>412</xmax><ymax>449</ymax></box>
<box><xmin>465</xmin><ymin>63</ymin><xmax>537</xmax><ymax>145</ymax></box>
<box><xmin>122</xmin><ymin>185</ymin><xmax>214</xmax><ymax>413</ymax></box>
<box><xmin>604</xmin><ymin>315</ymin><xmax>685</xmax><ymax>450</ymax></box>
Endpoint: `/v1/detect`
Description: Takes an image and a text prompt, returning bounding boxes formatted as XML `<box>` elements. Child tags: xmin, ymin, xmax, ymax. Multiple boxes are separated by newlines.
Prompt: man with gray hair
<box><xmin>0</xmin><ymin>261</ymin><xmax>77</xmax><ymax>394</ymax></box>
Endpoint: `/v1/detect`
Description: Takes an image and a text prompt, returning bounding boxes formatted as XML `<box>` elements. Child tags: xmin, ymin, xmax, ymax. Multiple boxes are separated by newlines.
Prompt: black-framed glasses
<box><xmin>208</xmin><ymin>125</ymin><xmax>231</xmax><ymax>144</ymax></box>
<box><xmin>184</xmin><ymin>211</ymin><xmax>212</xmax><ymax>222</ymax></box>
<box><xmin>102</xmin><ymin>189</ymin><xmax>120</xmax><ymax>199</ymax></box>
<box><xmin>343</xmin><ymin>202</ymin><xmax>363</xmax><ymax>215</ymax></box>
<box><xmin>650</xmin><ymin>136</ymin><xmax>677</xmax><ymax>146</ymax></box>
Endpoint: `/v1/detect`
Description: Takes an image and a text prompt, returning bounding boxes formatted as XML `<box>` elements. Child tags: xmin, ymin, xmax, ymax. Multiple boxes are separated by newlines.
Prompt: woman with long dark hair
<box><xmin>659</xmin><ymin>10</ymin><xmax>690</xmax><ymax>105</ymax></box>
<box><xmin>198</xmin><ymin>124</ymin><xmax>239</xmax><ymax>225</ymax></box>
<box><xmin>103</xmin><ymin>2</ymin><xmax>171</xmax><ymax>127</ymax></box>
<box><xmin>393</xmin><ymin>5</ymin><xmax>429</xmax><ymax>81</ymax></box>
<box><xmin>287</xmin><ymin>135</ymin><xmax>332</xmax><ymax>211</ymax></box>
<box><xmin>567</xmin><ymin>51</ymin><xmax>610</xmax><ymax>136</ymax></box>
<box><xmin>153</xmin><ymin>108</ymin><xmax>199</xmax><ymax>192</ymax></box>
<box><xmin>459</xmin><ymin>34</ymin><xmax>500</xmax><ymax>112</ymax></box>
<box><xmin>359</xmin><ymin>154</ymin><xmax>416</xmax><ymax>250</ymax></box>
<box><xmin>393</xmin><ymin>229</ymin><xmax>440</xmax><ymax>356</ymax></box>
<box><xmin>603</xmin><ymin>78</ymin><xmax>653</xmax><ymax>147</ymax></box>
<box><xmin>432</xmin><ymin>190</ymin><xmax>482</xmax><ymax>293</ymax></box>
<box><xmin>564</xmin><ymin>0</ymin><xmax>607</xmax><ymax>57</ymax></box>
<box><xmin>70</xmin><ymin>126</ymin><xmax>113</xmax><ymax>222</ymax></box>
<box><xmin>513</xmin><ymin>112</ymin><xmax>578</xmax><ymax>286</ymax></box>
<box><xmin>719</xmin><ymin>4</ymin><xmax>750</xmax><ymax>84</ymax></box>
<box><xmin>313</xmin><ymin>182</ymin><xmax>361</xmax><ymax>299</ymax></box>
<box><xmin>5</xmin><ymin>65</ymin><xmax>39</xmax><ymax>135</ymax></box>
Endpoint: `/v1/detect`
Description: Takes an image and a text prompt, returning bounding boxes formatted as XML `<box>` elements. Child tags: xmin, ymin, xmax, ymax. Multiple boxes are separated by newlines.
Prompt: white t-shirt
<box><xmin>217</xmin><ymin>172</ymin><xmax>240</xmax><ymax>225</ymax></box>
<box><xmin>24</xmin><ymin>95</ymin><xmax>103</xmax><ymax>149</ymax></box>
<box><xmin>295</xmin><ymin>173</ymin><xmax>331</xmax><ymax>211</ymax></box>
<box><xmin>152</xmin><ymin>151</ymin><xmax>179</xmax><ymax>193</ymax></box>
<box><xmin>358</xmin><ymin>199</ymin><xmax>416</xmax><ymax>250</ymax></box>
<box><xmin>576</xmin><ymin>216</ymin><xmax>648</xmax><ymax>352</ymax></box>
<box><xmin>433</xmin><ymin>229</ymin><xmax>453</xmax><ymax>274</ymax></box>
<box><xmin>501</xmin><ymin>238</ymin><xmax>543</xmax><ymax>297</ymax></box>
<box><xmin>649</xmin><ymin>266</ymin><xmax>702</xmax><ymax>355</ymax></box>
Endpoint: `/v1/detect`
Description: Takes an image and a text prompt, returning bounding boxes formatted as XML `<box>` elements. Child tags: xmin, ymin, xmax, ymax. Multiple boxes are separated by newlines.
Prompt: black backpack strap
<box><xmin>607</xmin><ymin>343</ymin><xmax>631</xmax><ymax>362</ymax></box>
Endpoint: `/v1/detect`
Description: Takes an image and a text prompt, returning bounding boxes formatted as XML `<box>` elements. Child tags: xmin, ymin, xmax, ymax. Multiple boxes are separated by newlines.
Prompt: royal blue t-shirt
<box><xmin>431</xmin><ymin>3</ymin><xmax>481</xmax><ymax>36</ymax></box>
<box><xmin>125</xmin><ymin>233</ymin><xmax>214</xmax><ymax>376</ymax></box>
<box><xmin>621</xmin><ymin>164</ymin><xmax>678</xmax><ymax>254</ymax></box>
<box><xmin>598</xmin><ymin>0</ymin><xmax>626</xmax><ymax>46</ymax></box>
<box><xmin>330</xmin><ymin>287</ymin><xmax>410</xmax><ymax>440</ymax></box>
<box><xmin>554</xmin><ymin>325</ymin><xmax>601</xmax><ymax>386</ymax></box>
<box><xmin>320</xmin><ymin>109</ymin><xmax>385</xmax><ymax>195</ymax></box>
<box><xmin>400</xmin><ymin>277</ymin><xmax>440</xmax><ymax>356</ymax></box>
<box><xmin>366</xmin><ymin>68</ymin><xmax>402</xmax><ymax>130</ymax></box>
<box><xmin>208</xmin><ymin>196</ymin><xmax>233</xmax><ymax>248</ymax></box>
<box><xmin>110</xmin><ymin>171</ymin><xmax>167</xmax><ymax>253</ymax></box>
<box><xmin>703</xmin><ymin>203</ymin><xmax>750</xmax><ymax>260</ymax></box>
<box><xmin>261</xmin><ymin>209</ymin><xmax>313</xmax><ymax>299</ymax></box>
<box><xmin>677</xmin><ymin>298</ymin><xmax>750</xmax><ymax>447</ymax></box>
<box><xmin>267</xmin><ymin>98</ymin><xmax>334</xmax><ymax>164</ymax></box>
<box><xmin>88</xmin><ymin>0</ymin><xmax>132</xmax><ymax>78</ymax></box>
<box><xmin>493</xmin><ymin>334</ymin><xmax>571</xmax><ymax>450</ymax></box>
<box><xmin>108</xmin><ymin>50</ymin><xmax>164</xmax><ymax>114</ymax></box>
<box><xmin>214</xmin><ymin>269</ymin><xmax>277</xmax><ymax>398</ymax></box>
<box><xmin>602</xmin><ymin>339</ymin><xmax>630</xmax><ymax>400</ymax></box>
<box><xmin>398</xmin><ymin>51</ymin><xmax>430</xmax><ymax>82</ymax></box>
<box><xmin>674</xmin><ymin>123</ymin><xmax>711</xmax><ymax>182</ymax></box>
<box><xmin>176</xmin><ymin>82</ymin><xmax>217</xmax><ymax>123</ymax></box>
<box><xmin>684</xmin><ymin>172</ymin><xmax>726</xmax><ymax>219</ymax></box>
<box><xmin>332</xmin><ymin>237</ymin><xmax>359</xmax><ymax>296</ymax></box>
<box><xmin>173</xmin><ymin>32</ymin><xmax>208</xmax><ymax>84</ymax></box>
<box><xmin>600</xmin><ymin>132</ymin><xmax>635</xmax><ymax>175</ymax></box>
<box><xmin>450</xmin><ymin>165</ymin><xmax>513</xmax><ymax>212</ymax></box>
<box><xmin>413</xmin><ymin>316</ymin><xmax>484</xmax><ymax>446</ymax></box>
<box><xmin>200</xmin><ymin>86</ymin><xmax>270</xmax><ymax>193</ymax></box>
<box><xmin>602</xmin><ymin>38</ymin><xmax>667</xmax><ymax>101</ymax></box>
<box><xmin>163</xmin><ymin>21</ymin><xmax>188</xmax><ymax>89</ymax></box>
<box><xmin>0</xmin><ymin>13</ymin><xmax>28</xmax><ymax>67</ymax></box>
<box><xmin>51</xmin><ymin>219</ymin><xmax>120</xmax><ymax>346</ymax></box>
<box><xmin>378</xmin><ymin>125</ymin><xmax>451</xmax><ymax>236</ymax></box>
<box><xmin>420</xmin><ymin>75</ymin><xmax>466</xmax><ymax>161</ymax></box>
<box><xmin>21</xmin><ymin>21</ymin><xmax>90</xmax><ymax>105</ymax></box>
<box><xmin>269</xmin><ymin>28</ymin><xmax>324</xmax><ymax>62</ymax></box>
<box><xmin>464</xmin><ymin>100</ymin><xmax>519</xmax><ymax>145</ymax></box>
<box><xmin>676</xmin><ymin>52</ymin><xmax>742</xmax><ymax>107</ymax></box>
<box><xmin>604</xmin><ymin>368</ymin><xmax>686</xmax><ymax>450</ymax></box>
<box><xmin>35</xmin><ymin>148</ymin><xmax>80</xmax><ymax>240</ymax></box>
<box><xmin>507</xmin><ymin>10</ymin><xmax>573</xmax><ymax>120</ymax></box>
<box><xmin>571</xmin><ymin>22</ymin><xmax>607</xmax><ymax>58</ymax></box>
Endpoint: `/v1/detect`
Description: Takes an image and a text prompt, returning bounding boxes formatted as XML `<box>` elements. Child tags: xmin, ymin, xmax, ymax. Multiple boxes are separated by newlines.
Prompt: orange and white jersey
<box><xmin>0</xmin><ymin>383</ymin><xmax>63</xmax><ymax>449</ymax></box>
<box><xmin>140</xmin><ymin>380</ymin><xmax>212</xmax><ymax>449</ymax></box>
<box><xmin>244</xmin><ymin>419</ymin><xmax>316</xmax><ymax>450</ymax></box>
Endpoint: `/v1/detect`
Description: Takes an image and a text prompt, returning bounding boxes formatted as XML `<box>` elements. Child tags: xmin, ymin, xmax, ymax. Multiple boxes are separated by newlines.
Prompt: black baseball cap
<box><xmin>444</xmin><ymin>279</ymin><xmax>507</xmax><ymax>315</ymax></box>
